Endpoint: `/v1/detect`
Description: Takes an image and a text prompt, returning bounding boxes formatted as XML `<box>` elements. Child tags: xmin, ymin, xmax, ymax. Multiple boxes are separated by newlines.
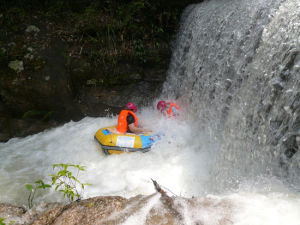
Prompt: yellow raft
<box><xmin>94</xmin><ymin>125</ymin><xmax>159</xmax><ymax>155</ymax></box>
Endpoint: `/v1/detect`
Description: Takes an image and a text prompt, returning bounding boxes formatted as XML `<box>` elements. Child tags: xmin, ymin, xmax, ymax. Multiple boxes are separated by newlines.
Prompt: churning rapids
<box><xmin>1</xmin><ymin>0</ymin><xmax>300</xmax><ymax>224</ymax></box>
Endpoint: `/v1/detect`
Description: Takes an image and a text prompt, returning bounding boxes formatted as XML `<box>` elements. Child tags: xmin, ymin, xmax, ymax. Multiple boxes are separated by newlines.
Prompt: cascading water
<box><xmin>1</xmin><ymin>0</ymin><xmax>300</xmax><ymax>224</ymax></box>
<box><xmin>163</xmin><ymin>0</ymin><xmax>300</xmax><ymax>191</ymax></box>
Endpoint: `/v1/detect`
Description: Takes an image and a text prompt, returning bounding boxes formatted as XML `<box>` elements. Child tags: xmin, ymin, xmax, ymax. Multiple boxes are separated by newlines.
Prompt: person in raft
<box><xmin>117</xmin><ymin>102</ymin><xmax>152</xmax><ymax>134</ymax></box>
<box><xmin>156</xmin><ymin>100</ymin><xmax>180</xmax><ymax>118</ymax></box>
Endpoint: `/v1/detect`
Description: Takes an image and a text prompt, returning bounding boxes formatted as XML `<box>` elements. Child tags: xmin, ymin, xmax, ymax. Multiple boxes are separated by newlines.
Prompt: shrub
<box><xmin>25</xmin><ymin>163</ymin><xmax>90</xmax><ymax>208</ymax></box>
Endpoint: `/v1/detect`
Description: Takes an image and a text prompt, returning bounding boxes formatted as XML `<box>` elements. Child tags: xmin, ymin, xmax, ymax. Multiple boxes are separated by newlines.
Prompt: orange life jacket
<box><xmin>117</xmin><ymin>110</ymin><xmax>138</xmax><ymax>133</ymax></box>
<box><xmin>167</xmin><ymin>102</ymin><xmax>180</xmax><ymax>118</ymax></box>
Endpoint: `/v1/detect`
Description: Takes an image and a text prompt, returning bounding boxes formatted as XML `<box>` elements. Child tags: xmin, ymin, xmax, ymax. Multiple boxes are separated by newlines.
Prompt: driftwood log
<box><xmin>151</xmin><ymin>179</ymin><xmax>184</xmax><ymax>222</ymax></box>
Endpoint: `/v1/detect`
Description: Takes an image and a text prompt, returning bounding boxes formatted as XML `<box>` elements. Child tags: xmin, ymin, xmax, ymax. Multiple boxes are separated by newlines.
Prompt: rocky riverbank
<box><xmin>0</xmin><ymin>181</ymin><xmax>233</xmax><ymax>225</ymax></box>
<box><xmin>0</xmin><ymin>0</ymin><xmax>200</xmax><ymax>142</ymax></box>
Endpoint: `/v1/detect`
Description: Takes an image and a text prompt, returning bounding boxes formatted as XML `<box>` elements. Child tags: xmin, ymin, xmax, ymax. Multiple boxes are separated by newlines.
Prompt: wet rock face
<box><xmin>0</xmin><ymin>203</ymin><xmax>26</xmax><ymax>218</ymax></box>
<box><xmin>31</xmin><ymin>196</ymin><xmax>128</xmax><ymax>225</ymax></box>
<box><xmin>0</xmin><ymin>37</ymin><xmax>83</xmax><ymax>141</ymax></box>
<box><xmin>0</xmin><ymin>195</ymin><xmax>234</xmax><ymax>225</ymax></box>
<box><xmin>0</xmin><ymin>25</ymin><xmax>167</xmax><ymax>142</ymax></box>
<box><xmin>0</xmin><ymin>197</ymin><xmax>128</xmax><ymax>225</ymax></box>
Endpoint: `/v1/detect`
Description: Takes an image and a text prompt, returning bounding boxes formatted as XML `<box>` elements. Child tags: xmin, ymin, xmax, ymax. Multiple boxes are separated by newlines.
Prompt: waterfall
<box><xmin>1</xmin><ymin>1</ymin><xmax>300</xmax><ymax>224</ymax></box>
<box><xmin>162</xmin><ymin>0</ymin><xmax>300</xmax><ymax>191</ymax></box>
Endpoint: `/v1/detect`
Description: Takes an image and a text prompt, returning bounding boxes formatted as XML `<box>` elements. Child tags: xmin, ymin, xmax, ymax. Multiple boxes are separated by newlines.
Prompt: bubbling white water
<box><xmin>0</xmin><ymin>108</ymin><xmax>215</xmax><ymax>205</ymax></box>
<box><xmin>1</xmin><ymin>108</ymin><xmax>300</xmax><ymax>224</ymax></box>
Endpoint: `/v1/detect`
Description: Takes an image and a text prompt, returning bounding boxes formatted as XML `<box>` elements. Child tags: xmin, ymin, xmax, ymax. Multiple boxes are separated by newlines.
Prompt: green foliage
<box><xmin>22</xmin><ymin>110</ymin><xmax>42</xmax><ymax>119</ymax></box>
<box><xmin>63</xmin><ymin>0</ymin><xmax>183</xmax><ymax>66</ymax></box>
<box><xmin>2</xmin><ymin>0</ymin><xmax>191</xmax><ymax>71</ymax></box>
<box><xmin>0</xmin><ymin>217</ymin><xmax>4</xmax><ymax>225</ymax></box>
<box><xmin>22</xmin><ymin>110</ymin><xmax>53</xmax><ymax>121</ymax></box>
<box><xmin>25</xmin><ymin>180</ymin><xmax>51</xmax><ymax>209</ymax></box>
<box><xmin>0</xmin><ymin>217</ymin><xmax>14</xmax><ymax>225</ymax></box>
<box><xmin>25</xmin><ymin>163</ymin><xmax>90</xmax><ymax>208</ymax></box>
<box><xmin>41</xmin><ymin>111</ymin><xmax>53</xmax><ymax>121</ymax></box>
<box><xmin>133</xmin><ymin>39</ymin><xmax>146</xmax><ymax>63</ymax></box>
<box><xmin>50</xmin><ymin>164</ymin><xmax>90</xmax><ymax>202</ymax></box>
<box><xmin>2</xmin><ymin>7</ymin><xmax>26</xmax><ymax>31</ymax></box>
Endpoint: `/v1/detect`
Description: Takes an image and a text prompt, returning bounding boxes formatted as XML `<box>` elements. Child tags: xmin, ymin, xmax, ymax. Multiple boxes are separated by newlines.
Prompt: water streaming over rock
<box><xmin>162</xmin><ymin>0</ymin><xmax>300</xmax><ymax>191</ymax></box>
<box><xmin>1</xmin><ymin>0</ymin><xmax>300</xmax><ymax>224</ymax></box>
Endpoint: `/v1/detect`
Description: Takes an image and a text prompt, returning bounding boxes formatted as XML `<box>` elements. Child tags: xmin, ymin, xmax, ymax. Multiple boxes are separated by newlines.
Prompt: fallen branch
<box><xmin>151</xmin><ymin>179</ymin><xmax>183</xmax><ymax>222</ymax></box>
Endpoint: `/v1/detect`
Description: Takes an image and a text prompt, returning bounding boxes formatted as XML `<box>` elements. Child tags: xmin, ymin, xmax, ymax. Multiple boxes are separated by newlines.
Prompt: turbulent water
<box><xmin>163</xmin><ymin>0</ymin><xmax>300</xmax><ymax>189</ymax></box>
<box><xmin>1</xmin><ymin>0</ymin><xmax>300</xmax><ymax>224</ymax></box>
<box><xmin>0</xmin><ymin>114</ymin><xmax>216</xmax><ymax>203</ymax></box>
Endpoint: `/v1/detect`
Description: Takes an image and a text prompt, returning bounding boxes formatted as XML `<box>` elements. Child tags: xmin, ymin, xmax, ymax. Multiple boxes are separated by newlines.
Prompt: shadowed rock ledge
<box><xmin>0</xmin><ymin>194</ymin><xmax>234</xmax><ymax>225</ymax></box>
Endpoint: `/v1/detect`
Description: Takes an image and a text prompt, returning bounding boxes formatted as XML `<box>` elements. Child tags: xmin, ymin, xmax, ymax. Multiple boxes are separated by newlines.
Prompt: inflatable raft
<box><xmin>94</xmin><ymin>125</ymin><xmax>159</xmax><ymax>155</ymax></box>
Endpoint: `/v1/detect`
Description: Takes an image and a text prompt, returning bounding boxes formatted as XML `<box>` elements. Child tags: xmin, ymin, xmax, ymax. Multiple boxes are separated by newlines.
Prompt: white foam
<box><xmin>1</xmin><ymin>110</ymin><xmax>300</xmax><ymax>224</ymax></box>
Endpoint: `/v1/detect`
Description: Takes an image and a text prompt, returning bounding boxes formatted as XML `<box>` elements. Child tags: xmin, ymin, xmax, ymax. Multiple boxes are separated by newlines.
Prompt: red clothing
<box><xmin>117</xmin><ymin>110</ymin><xmax>138</xmax><ymax>133</ymax></box>
<box><xmin>167</xmin><ymin>102</ymin><xmax>180</xmax><ymax>118</ymax></box>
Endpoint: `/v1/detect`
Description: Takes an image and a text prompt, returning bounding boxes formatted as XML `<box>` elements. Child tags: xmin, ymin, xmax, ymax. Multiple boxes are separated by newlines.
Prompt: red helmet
<box><xmin>157</xmin><ymin>100</ymin><xmax>167</xmax><ymax>111</ymax></box>
<box><xmin>126</xmin><ymin>102</ymin><xmax>137</xmax><ymax>112</ymax></box>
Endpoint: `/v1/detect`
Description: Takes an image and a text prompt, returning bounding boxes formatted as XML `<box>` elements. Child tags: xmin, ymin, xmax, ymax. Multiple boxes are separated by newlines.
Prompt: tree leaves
<box><xmin>25</xmin><ymin>163</ymin><xmax>90</xmax><ymax>208</ymax></box>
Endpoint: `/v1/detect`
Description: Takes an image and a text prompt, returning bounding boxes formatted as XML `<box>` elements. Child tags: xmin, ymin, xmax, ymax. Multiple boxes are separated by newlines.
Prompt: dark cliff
<box><xmin>0</xmin><ymin>0</ymin><xmax>201</xmax><ymax>141</ymax></box>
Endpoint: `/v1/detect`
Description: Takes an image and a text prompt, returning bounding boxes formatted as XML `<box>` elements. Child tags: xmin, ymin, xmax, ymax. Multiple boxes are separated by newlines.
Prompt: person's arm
<box><xmin>172</xmin><ymin>106</ymin><xmax>179</xmax><ymax>115</ymax></box>
<box><xmin>128</xmin><ymin>123</ymin><xmax>151</xmax><ymax>134</ymax></box>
